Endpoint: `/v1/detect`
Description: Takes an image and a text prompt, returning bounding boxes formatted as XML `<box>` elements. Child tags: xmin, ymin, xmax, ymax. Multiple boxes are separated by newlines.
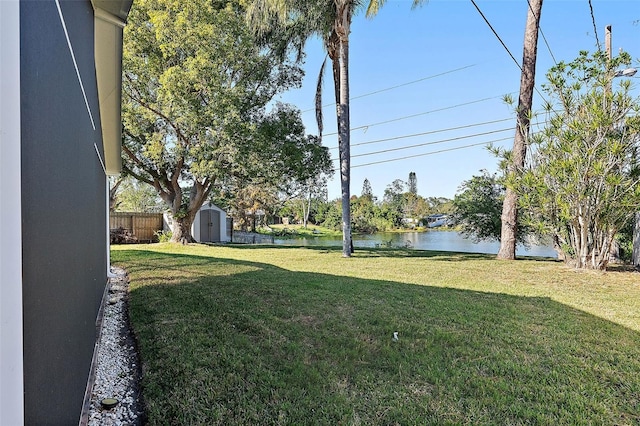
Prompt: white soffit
<box><xmin>92</xmin><ymin>0</ymin><xmax>133</xmax><ymax>175</ymax></box>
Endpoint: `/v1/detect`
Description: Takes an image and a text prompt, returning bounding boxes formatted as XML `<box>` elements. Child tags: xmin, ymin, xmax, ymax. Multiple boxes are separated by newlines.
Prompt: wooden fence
<box><xmin>110</xmin><ymin>212</ymin><xmax>163</xmax><ymax>243</ymax></box>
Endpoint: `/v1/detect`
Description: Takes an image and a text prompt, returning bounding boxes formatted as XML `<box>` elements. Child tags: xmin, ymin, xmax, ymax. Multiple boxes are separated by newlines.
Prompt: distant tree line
<box><xmin>276</xmin><ymin>173</ymin><xmax>453</xmax><ymax>234</ymax></box>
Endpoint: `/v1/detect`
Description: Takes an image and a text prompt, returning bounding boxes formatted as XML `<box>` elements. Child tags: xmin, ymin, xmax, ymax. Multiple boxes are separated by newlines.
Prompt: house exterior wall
<box><xmin>0</xmin><ymin>1</ymin><xmax>24</xmax><ymax>424</ymax></box>
<box><xmin>20</xmin><ymin>1</ymin><xmax>108</xmax><ymax>423</ymax></box>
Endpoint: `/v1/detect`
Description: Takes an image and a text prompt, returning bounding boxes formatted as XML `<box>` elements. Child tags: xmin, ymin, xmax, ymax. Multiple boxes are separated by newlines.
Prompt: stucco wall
<box><xmin>20</xmin><ymin>1</ymin><xmax>107</xmax><ymax>423</ymax></box>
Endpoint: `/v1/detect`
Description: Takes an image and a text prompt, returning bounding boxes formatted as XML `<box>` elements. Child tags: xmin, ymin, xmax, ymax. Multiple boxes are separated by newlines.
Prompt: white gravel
<box><xmin>87</xmin><ymin>267</ymin><xmax>144</xmax><ymax>425</ymax></box>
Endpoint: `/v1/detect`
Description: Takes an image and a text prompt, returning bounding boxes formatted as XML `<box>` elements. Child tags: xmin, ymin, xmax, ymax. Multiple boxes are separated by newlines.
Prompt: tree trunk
<box><xmin>170</xmin><ymin>214</ymin><xmax>196</xmax><ymax>244</ymax></box>
<box><xmin>164</xmin><ymin>179</ymin><xmax>209</xmax><ymax>244</ymax></box>
<box><xmin>109</xmin><ymin>177</ymin><xmax>123</xmax><ymax>212</ymax></box>
<box><xmin>633</xmin><ymin>212</ymin><xmax>640</xmax><ymax>267</ymax></box>
<box><xmin>497</xmin><ymin>0</ymin><xmax>543</xmax><ymax>260</ymax></box>
<box><xmin>336</xmin><ymin>10</ymin><xmax>353</xmax><ymax>257</ymax></box>
<box><xmin>303</xmin><ymin>191</ymin><xmax>311</xmax><ymax>228</ymax></box>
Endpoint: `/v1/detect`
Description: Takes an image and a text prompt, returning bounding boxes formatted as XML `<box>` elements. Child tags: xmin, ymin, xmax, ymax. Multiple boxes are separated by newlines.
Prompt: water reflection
<box><xmin>273</xmin><ymin>230</ymin><xmax>557</xmax><ymax>258</ymax></box>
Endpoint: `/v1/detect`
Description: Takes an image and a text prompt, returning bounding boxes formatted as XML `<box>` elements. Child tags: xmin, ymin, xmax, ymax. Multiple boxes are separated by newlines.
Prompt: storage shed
<box><xmin>164</xmin><ymin>203</ymin><xmax>231</xmax><ymax>243</ymax></box>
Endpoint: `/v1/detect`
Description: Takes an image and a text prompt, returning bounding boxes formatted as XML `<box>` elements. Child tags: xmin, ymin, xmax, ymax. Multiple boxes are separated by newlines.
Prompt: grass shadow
<box><xmin>113</xmin><ymin>248</ymin><xmax>640</xmax><ymax>425</ymax></box>
<box><xmin>222</xmin><ymin>242</ymin><xmax>509</xmax><ymax>261</ymax></box>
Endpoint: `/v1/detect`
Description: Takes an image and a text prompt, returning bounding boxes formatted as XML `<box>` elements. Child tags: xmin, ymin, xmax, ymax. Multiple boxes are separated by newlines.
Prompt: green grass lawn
<box><xmin>260</xmin><ymin>224</ymin><xmax>343</xmax><ymax>238</ymax></box>
<box><xmin>112</xmin><ymin>244</ymin><xmax>640</xmax><ymax>425</ymax></box>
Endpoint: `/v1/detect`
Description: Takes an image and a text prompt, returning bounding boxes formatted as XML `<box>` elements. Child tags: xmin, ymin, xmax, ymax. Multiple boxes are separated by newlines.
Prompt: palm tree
<box><xmin>247</xmin><ymin>0</ymin><xmax>359</xmax><ymax>257</ymax></box>
<box><xmin>497</xmin><ymin>0</ymin><xmax>543</xmax><ymax>260</ymax></box>
<box><xmin>247</xmin><ymin>0</ymin><xmax>426</xmax><ymax>257</ymax></box>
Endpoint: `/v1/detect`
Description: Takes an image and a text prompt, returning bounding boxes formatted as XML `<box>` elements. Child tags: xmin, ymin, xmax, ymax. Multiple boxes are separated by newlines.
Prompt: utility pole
<box><xmin>605</xmin><ymin>24</ymin><xmax>612</xmax><ymax>59</ymax></box>
<box><xmin>606</xmin><ymin>25</ymin><xmax>639</xmax><ymax>267</ymax></box>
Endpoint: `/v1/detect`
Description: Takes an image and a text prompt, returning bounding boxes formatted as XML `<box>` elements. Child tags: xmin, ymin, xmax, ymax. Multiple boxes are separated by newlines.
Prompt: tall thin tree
<box><xmin>408</xmin><ymin>172</ymin><xmax>418</xmax><ymax>195</ymax></box>
<box><xmin>247</xmin><ymin>0</ymin><xmax>357</xmax><ymax>256</ymax></box>
<box><xmin>497</xmin><ymin>0</ymin><xmax>543</xmax><ymax>260</ymax></box>
<box><xmin>248</xmin><ymin>0</ymin><xmax>427</xmax><ymax>256</ymax></box>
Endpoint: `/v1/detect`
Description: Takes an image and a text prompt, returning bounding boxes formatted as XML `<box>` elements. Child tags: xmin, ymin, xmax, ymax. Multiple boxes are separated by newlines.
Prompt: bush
<box><xmin>110</xmin><ymin>227</ymin><xmax>138</xmax><ymax>244</ymax></box>
<box><xmin>154</xmin><ymin>230</ymin><xmax>172</xmax><ymax>243</ymax></box>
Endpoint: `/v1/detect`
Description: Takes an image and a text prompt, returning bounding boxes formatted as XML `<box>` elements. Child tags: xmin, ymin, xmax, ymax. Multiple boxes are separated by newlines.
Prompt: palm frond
<box><xmin>315</xmin><ymin>56</ymin><xmax>328</xmax><ymax>140</ymax></box>
<box><xmin>365</xmin><ymin>0</ymin><xmax>386</xmax><ymax>18</ymax></box>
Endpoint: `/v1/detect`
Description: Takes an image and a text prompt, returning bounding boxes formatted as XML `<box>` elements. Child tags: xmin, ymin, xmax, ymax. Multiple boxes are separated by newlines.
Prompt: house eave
<box><xmin>92</xmin><ymin>0</ymin><xmax>133</xmax><ymax>175</ymax></box>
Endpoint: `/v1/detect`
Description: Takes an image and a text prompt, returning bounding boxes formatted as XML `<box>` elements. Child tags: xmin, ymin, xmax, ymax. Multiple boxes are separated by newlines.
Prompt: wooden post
<box><xmin>605</xmin><ymin>24</ymin><xmax>612</xmax><ymax>59</ymax></box>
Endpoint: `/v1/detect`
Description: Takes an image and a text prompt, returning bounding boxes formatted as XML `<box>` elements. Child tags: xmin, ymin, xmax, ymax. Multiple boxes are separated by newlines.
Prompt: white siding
<box><xmin>0</xmin><ymin>0</ymin><xmax>25</xmax><ymax>424</ymax></box>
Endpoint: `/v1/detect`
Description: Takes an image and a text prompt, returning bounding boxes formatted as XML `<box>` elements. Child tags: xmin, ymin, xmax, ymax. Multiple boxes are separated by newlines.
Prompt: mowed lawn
<box><xmin>112</xmin><ymin>244</ymin><xmax>640</xmax><ymax>425</ymax></box>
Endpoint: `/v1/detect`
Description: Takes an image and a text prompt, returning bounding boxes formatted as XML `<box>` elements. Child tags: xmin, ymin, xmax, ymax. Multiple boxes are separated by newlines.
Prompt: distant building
<box><xmin>424</xmin><ymin>214</ymin><xmax>450</xmax><ymax>228</ymax></box>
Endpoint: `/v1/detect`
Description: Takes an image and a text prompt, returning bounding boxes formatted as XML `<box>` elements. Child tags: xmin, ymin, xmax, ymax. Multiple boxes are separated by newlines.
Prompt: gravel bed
<box><xmin>87</xmin><ymin>267</ymin><xmax>144</xmax><ymax>425</ymax></box>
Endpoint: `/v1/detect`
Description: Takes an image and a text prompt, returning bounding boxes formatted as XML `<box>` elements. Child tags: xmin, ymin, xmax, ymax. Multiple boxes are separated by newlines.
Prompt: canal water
<box><xmin>273</xmin><ymin>230</ymin><xmax>557</xmax><ymax>258</ymax></box>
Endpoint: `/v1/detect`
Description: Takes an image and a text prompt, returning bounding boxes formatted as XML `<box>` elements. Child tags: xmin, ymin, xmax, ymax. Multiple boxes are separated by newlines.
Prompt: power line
<box><xmin>352</xmin><ymin>128</ymin><xmax>513</xmax><ymax>159</ymax></box>
<box><xmin>328</xmin><ymin>117</ymin><xmax>515</xmax><ymax>150</ymax></box>
<box><xmin>323</xmin><ymin>95</ymin><xmax>508</xmax><ymax>137</ymax></box>
<box><xmin>331</xmin><ymin>127</ymin><xmax>514</xmax><ymax>162</ymax></box>
<box><xmin>352</xmin><ymin>137</ymin><xmax>513</xmax><ymax>169</ymax></box>
<box><xmin>470</xmin><ymin>0</ymin><xmax>522</xmax><ymax>71</ymax></box>
<box><xmin>539</xmin><ymin>29</ymin><xmax>557</xmax><ymax>65</ymax></box>
<box><xmin>301</xmin><ymin>64</ymin><xmax>478</xmax><ymax>113</ymax></box>
<box><xmin>469</xmin><ymin>0</ymin><xmax>551</xmax><ymax>111</ymax></box>
<box><xmin>350</xmin><ymin>64</ymin><xmax>477</xmax><ymax>102</ymax></box>
<box><xmin>588</xmin><ymin>0</ymin><xmax>601</xmax><ymax>51</ymax></box>
<box><xmin>525</xmin><ymin>0</ymin><xmax>557</xmax><ymax>64</ymax></box>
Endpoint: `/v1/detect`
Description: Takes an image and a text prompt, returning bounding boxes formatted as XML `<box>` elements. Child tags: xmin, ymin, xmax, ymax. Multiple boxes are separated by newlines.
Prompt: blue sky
<box><xmin>275</xmin><ymin>0</ymin><xmax>640</xmax><ymax>200</ymax></box>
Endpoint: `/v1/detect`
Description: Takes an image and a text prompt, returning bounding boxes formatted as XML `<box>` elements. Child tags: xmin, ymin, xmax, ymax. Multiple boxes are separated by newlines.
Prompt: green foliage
<box><xmin>113</xmin><ymin>177</ymin><xmax>164</xmax><ymax>213</ymax></box>
<box><xmin>408</xmin><ymin>171</ymin><xmax>418</xmax><ymax>195</ymax></box>
<box><xmin>452</xmin><ymin>171</ymin><xmax>531</xmax><ymax>245</ymax></box>
<box><xmin>616</xmin><ymin>220</ymin><xmax>634</xmax><ymax>264</ymax></box>
<box><xmin>516</xmin><ymin>50</ymin><xmax>640</xmax><ymax>269</ymax></box>
<box><xmin>382</xmin><ymin>179</ymin><xmax>406</xmax><ymax>228</ymax></box>
<box><xmin>317</xmin><ymin>199</ymin><xmax>343</xmax><ymax>231</ymax></box>
<box><xmin>361</xmin><ymin>178</ymin><xmax>374</xmax><ymax>200</ymax></box>
<box><xmin>316</xmin><ymin>176</ymin><xmax>453</xmax><ymax>233</ymax></box>
<box><xmin>278</xmin><ymin>179</ymin><xmax>329</xmax><ymax>227</ymax></box>
<box><xmin>121</xmin><ymin>0</ymin><xmax>328</xmax><ymax>242</ymax></box>
<box><xmin>351</xmin><ymin>195</ymin><xmax>379</xmax><ymax>233</ymax></box>
<box><xmin>154</xmin><ymin>230</ymin><xmax>173</xmax><ymax>243</ymax></box>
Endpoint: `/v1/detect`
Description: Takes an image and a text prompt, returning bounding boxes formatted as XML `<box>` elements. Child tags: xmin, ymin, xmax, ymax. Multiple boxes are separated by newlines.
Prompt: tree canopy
<box><xmin>452</xmin><ymin>171</ymin><xmax>531</xmax><ymax>245</ymax></box>
<box><xmin>122</xmin><ymin>0</ymin><xmax>330</xmax><ymax>242</ymax></box>
<box><xmin>516</xmin><ymin>51</ymin><xmax>640</xmax><ymax>269</ymax></box>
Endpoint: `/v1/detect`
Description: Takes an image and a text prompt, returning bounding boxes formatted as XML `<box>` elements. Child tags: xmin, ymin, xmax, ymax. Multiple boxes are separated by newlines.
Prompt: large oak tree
<box><xmin>122</xmin><ymin>0</ymin><xmax>329</xmax><ymax>242</ymax></box>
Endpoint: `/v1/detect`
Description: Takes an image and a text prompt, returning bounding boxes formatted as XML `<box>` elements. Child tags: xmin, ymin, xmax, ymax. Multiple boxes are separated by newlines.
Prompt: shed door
<box><xmin>200</xmin><ymin>209</ymin><xmax>221</xmax><ymax>242</ymax></box>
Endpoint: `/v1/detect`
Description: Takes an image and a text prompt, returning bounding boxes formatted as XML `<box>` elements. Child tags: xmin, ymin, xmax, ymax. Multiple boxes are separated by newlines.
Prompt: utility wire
<box><xmin>331</xmin><ymin>128</ymin><xmax>514</xmax><ymax>162</ymax></box>
<box><xmin>328</xmin><ymin>117</ymin><xmax>515</xmax><ymax>150</ymax></box>
<box><xmin>323</xmin><ymin>95</ymin><xmax>509</xmax><ymax>137</ymax></box>
<box><xmin>351</xmin><ymin>64</ymin><xmax>477</xmax><ymax>102</ymax></box>
<box><xmin>588</xmin><ymin>0</ymin><xmax>601</xmax><ymax>51</ymax></box>
<box><xmin>539</xmin><ymin>30</ymin><xmax>557</xmax><ymax>65</ymax></box>
<box><xmin>526</xmin><ymin>0</ymin><xmax>557</xmax><ymax>64</ymax></box>
<box><xmin>352</xmin><ymin>137</ymin><xmax>513</xmax><ymax>169</ymax></box>
<box><xmin>470</xmin><ymin>0</ymin><xmax>522</xmax><ymax>71</ymax></box>
<box><xmin>469</xmin><ymin>0</ymin><xmax>551</xmax><ymax>110</ymax></box>
<box><xmin>351</xmin><ymin>128</ymin><xmax>513</xmax><ymax>159</ymax></box>
<box><xmin>301</xmin><ymin>64</ymin><xmax>478</xmax><ymax>113</ymax></box>
<box><xmin>331</xmin><ymin>117</ymin><xmax>549</xmax><ymax>162</ymax></box>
